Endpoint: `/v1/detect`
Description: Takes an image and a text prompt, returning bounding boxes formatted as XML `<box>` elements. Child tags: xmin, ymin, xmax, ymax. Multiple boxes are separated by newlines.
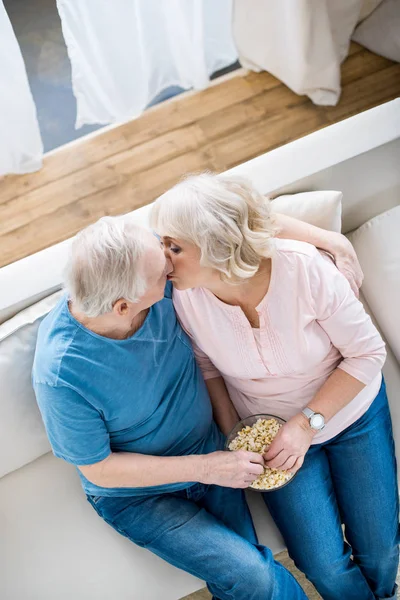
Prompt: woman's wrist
<box><xmin>324</xmin><ymin>231</ymin><xmax>350</xmax><ymax>260</ymax></box>
<box><xmin>314</xmin><ymin>231</ymin><xmax>364</xmax><ymax>296</ymax></box>
<box><xmin>292</xmin><ymin>412</ymin><xmax>318</xmax><ymax>438</ymax></box>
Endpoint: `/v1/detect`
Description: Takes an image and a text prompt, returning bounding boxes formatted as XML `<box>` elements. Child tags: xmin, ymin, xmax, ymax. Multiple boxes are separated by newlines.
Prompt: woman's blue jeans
<box><xmin>263</xmin><ymin>379</ymin><xmax>399</xmax><ymax>600</ymax></box>
<box><xmin>88</xmin><ymin>483</ymin><xmax>306</xmax><ymax>600</ymax></box>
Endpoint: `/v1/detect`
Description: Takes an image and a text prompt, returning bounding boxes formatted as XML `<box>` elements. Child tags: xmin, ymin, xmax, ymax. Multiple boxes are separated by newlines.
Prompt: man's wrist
<box><xmin>197</xmin><ymin>454</ymin><xmax>211</xmax><ymax>485</ymax></box>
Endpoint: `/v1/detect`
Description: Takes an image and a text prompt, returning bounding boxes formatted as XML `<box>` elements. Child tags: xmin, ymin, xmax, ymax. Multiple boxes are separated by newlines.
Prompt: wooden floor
<box><xmin>1</xmin><ymin>43</ymin><xmax>399</xmax><ymax>268</ymax></box>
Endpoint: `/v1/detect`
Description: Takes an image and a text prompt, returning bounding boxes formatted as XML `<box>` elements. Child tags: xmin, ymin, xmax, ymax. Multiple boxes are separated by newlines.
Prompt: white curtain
<box><xmin>233</xmin><ymin>0</ymin><xmax>365</xmax><ymax>106</ymax></box>
<box><xmin>56</xmin><ymin>0</ymin><xmax>237</xmax><ymax>128</ymax></box>
<box><xmin>0</xmin><ymin>2</ymin><xmax>43</xmax><ymax>175</ymax></box>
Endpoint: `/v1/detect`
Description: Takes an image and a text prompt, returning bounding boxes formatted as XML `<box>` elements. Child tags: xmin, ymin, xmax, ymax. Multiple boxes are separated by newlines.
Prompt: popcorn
<box><xmin>228</xmin><ymin>417</ymin><xmax>294</xmax><ymax>490</ymax></box>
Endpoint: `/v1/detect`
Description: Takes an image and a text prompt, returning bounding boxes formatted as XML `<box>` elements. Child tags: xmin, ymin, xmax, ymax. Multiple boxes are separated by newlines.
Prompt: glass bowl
<box><xmin>225</xmin><ymin>414</ymin><xmax>297</xmax><ymax>492</ymax></box>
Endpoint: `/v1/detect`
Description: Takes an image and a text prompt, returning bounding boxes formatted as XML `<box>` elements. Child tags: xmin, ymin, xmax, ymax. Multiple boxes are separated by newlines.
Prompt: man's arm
<box><xmin>78</xmin><ymin>449</ymin><xmax>264</xmax><ymax>490</ymax></box>
<box><xmin>273</xmin><ymin>213</ymin><xmax>363</xmax><ymax>296</ymax></box>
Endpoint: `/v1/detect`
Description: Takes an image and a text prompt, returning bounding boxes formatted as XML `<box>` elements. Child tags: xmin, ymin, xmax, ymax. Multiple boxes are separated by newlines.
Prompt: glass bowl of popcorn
<box><xmin>225</xmin><ymin>414</ymin><xmax>297</xmax><ymax>492</ymax></box>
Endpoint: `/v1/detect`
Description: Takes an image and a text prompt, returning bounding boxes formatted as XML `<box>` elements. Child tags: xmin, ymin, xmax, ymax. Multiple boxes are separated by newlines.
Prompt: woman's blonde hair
<box><xmin>151</xmin><ymin>172</ymin><xmax>278</xmax><ymax>282</ymax></box>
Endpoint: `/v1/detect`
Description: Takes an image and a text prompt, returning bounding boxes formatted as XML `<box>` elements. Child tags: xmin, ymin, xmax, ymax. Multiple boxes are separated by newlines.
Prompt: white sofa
<box><xmin>1</xmin><ymin>99</ymin><xmax>399</xmax><ymax>600</ymax></box>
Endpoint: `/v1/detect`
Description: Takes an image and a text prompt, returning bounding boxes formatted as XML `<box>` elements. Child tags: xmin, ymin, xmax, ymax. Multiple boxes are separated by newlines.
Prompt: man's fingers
<box><xmin>248</xmin><ymin>463</ymin><xmax>264</xmax><ymax>476</ymax></box>
<box><xmin>244</xmin><ymin>476</ymin><xmax>257</xmax><ymax>484</ymax></box>
<box><xmin>247</xmin><ymin>452</ymin><xmax>265</xmax><ymax>465</ymax></box>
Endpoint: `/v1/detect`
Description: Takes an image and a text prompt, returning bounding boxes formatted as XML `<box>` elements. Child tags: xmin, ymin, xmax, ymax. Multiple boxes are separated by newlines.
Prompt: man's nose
<box><xmin>165</xmin><ymin>258</ymin><xmax>173</xmax><ymax>274</ymax></box>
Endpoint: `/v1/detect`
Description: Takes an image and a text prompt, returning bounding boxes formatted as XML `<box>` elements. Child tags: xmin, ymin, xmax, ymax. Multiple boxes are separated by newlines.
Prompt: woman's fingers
<box><xmin>289</xmin><ymin>455</ymin><xmax>304</xmax><ymax>474</ymax></box>
<box><xmin>343</xmin><ymin>269</ymin><xmax>359</xmax><ymax>298</ymax></box>
<box><xmin>264</xmin><ymin>449</ymin><xmax>287</xmax><ymax>469</ymax></box>
<box><xmin>263</xmin><ymin>442</ymin><xmax>283</xmax><ymax>461</ymax></box>
<box><xmin>277</xmin><ymin>455</ymin><xmax>297</xmax><ymax>471</ymax></box>
<box><xmin>332</xmin><ymin>235</ymin><xmax>364</xmax><ymax>295</ymax></box>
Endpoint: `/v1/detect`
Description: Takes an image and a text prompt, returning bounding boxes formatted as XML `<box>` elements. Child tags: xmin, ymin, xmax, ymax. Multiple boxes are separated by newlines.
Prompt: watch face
<box><xmin>310</xmin><ymin>414</ymin><xmax>324</xmax><ymax>429</ymax></box>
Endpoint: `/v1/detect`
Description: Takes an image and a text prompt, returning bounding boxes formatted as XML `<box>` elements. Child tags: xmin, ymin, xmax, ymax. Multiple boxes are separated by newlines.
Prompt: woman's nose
<box><xmin>163</xmin><ymin>246</ymin><xmax>171</xmax><ymax>259</ymax></box>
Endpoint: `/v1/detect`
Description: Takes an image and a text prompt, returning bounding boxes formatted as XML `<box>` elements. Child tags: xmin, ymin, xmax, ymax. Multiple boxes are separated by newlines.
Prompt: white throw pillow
<box><xmin>347</xmin><ymin>205</ymin><xmax>400</xmax><ymax>362</ymax></box>
<box><xmin>270</xmin><ymin>190</ymin><xmax>343</xmax><ymax>232</ymax></box>
<box><xmin>0</xmin><ymin>291</ymin><xmax>63</xmax><ymax>478</ymax></box>
<box><xmin>353</xmin><ymin>0</ymin><xmax>400</xmax><ymax>62</ymax></box>
<box><xmin>358</xmin><ymin>0</ymin><xmax>384</xmax><ymax>23</ymax></box>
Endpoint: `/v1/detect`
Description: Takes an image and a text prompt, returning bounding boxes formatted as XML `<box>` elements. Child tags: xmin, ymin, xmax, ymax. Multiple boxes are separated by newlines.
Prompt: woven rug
<box><xmin>181</xmin><ymin>549</ymin><xmax>400</xmax><ymax>599</ymax></box>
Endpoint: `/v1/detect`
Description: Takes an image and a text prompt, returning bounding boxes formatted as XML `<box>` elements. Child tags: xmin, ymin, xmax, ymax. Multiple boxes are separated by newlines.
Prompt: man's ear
<box><xmin>113</xmin><ymin>299</ymin><xmax>129</xmax><ymax>316</ymax></box>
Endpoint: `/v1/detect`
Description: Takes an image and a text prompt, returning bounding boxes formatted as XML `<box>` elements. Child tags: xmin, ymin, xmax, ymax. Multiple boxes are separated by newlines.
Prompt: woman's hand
<box><xmin>325</xmin><ymin>233</ymin><xmax>364</xmax><ymax>297</ymax></box>
<box><xmin>272</xmin><ymin>214</ymin><xmax>363</xmax><ymax>297</ymax></box>
<box><xmin>200</xmin><ymin>450</ymin><xmax>265</xmax><ymax>488</ymax></box>
<box><xmin>263</xmin><ymin>414</ymin><xmax>315</xmax><ymax>474</ymax></box>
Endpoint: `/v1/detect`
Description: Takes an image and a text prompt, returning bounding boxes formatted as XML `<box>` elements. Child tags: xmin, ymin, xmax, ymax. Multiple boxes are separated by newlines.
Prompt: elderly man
<box><xmin>32</xmin><ymin>212</ymin><xmax>361</xmax><ymax>600</ymax></box>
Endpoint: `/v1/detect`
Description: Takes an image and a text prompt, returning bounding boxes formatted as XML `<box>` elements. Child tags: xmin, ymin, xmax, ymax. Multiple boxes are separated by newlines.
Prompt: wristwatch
<box><xmin>302</xmin><ymin>407</ymin><xmax>326</xmax><ymax>431</ymax></box>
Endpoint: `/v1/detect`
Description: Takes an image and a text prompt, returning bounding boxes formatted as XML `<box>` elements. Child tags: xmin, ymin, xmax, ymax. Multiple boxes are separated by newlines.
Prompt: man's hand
<box><xmin>326</xmin><ymin>233</ymin><xmax>364</xmax><ymax>297</ymax></box>
<box><xmin>263</xmin><ymin>414</ymin><xmax>315</xmax><ymax>474</ymax></box>
<box><xmin>200</xmin><ymin>450</ymin><xmax>265</xmax><ymax>488</ymax></box>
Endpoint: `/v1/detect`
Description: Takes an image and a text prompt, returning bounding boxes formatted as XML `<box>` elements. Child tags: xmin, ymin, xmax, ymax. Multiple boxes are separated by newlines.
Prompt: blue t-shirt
<box><xmin>32</xmin><ymin>283</ymin><xmax>223</xmax><ymax>497</ymax></box>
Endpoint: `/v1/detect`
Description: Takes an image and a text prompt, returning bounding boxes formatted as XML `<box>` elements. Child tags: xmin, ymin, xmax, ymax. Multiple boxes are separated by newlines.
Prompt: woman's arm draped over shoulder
<box><xmin>273</xmin><ymin>213</ymin><xmax>363</xmax><ymax>296</ymax></box>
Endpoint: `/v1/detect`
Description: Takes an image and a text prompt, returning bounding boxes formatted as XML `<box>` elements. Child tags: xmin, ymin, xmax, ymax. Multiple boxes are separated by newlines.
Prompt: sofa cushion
<box><xmin>0</xmin><ymin>291</ymin><xmax>63</xmax><ymax>478</ymax></box>
<box><xmin>348</xmin><ymin>205</ymin><xmax>400</xmax><ymax>362</ymax></box>
<box><xmin>0</xmin><ymin>452</ymin><xmax>203</xmax><ymax>600</ymax></box>
<box><xmin>356</xmin><ymin>291</ymin><xmax>400</xmax><ymax>473</ymax></box>
<box><xmin>270</xmin><ymin>190</ymin><xmax>342</xmax><ymax>232</ymax></box>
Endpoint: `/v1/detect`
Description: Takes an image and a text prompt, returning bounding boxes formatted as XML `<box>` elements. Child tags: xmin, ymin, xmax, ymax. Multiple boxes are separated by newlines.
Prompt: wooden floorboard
<box><xmin>1</xmin><ymin>43</ymin><xmax>399</xmax><ymax>268</ymax></box>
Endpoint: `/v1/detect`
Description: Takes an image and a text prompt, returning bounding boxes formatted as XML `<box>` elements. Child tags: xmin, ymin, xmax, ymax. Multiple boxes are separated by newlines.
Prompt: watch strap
<box><xmin>302</xmin><ymin>407</ymin><xmax>315</xmax><ymax>419</ymax></box>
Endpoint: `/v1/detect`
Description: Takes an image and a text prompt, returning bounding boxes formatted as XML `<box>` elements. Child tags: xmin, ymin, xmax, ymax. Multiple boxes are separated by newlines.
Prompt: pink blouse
<box><xmin>173</xmin><ymin>239</ymin><xmax>386</xmax><ymax>444</ymax></box>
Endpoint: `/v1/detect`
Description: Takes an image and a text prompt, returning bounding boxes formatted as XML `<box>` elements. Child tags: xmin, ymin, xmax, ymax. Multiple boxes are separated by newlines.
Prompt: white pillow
<box><xmin>352</xmin><ymin>0</ymin><xmax>400</xmax><ymax>62</ymax></box>
<box><xmin>347</xmin><ymin>205</ymin><xmax>400</xmax><ymax>362</ymax></box>
<box><xmin>270</xmin><ymin>190</ymin><xmax>343</xmax><ymax>232</ymax></box>
<box><xmin>358</xmin><ymin>0</ymin><xmax>384</xmax><ymax>23</ymax></box>
<box><xmin>0</xmin><ymin>291</ymin><xmax>63</xmax><ymax>478</ymax></box>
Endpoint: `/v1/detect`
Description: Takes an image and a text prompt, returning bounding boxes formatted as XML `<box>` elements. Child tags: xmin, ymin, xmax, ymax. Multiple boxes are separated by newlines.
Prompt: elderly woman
<box><xmin>151</xmin><ymin>173</ymin><xmax>399</xmax><ymax>600</ymax></box>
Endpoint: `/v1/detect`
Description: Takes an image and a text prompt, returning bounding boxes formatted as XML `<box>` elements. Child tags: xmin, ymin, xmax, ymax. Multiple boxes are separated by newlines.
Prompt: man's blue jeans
<box><xmin>88</xmin><ymin>483</ymin><xmax>306</xmax><ymax>599</ymax></box>
<box><xmin>264</xmin><ymin>379</ymin><xmax>399</xmax><ymax>600</ymax></box>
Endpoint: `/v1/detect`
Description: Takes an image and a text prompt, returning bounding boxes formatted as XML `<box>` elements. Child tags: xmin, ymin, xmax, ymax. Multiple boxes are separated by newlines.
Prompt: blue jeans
<box><xmin>88</xmin><ymin>483</ymin><xmax>307</xmax><ymax>600</ymax></box>
<box><xmin>263</xmin><ymin>380</ymin><xmax>399</xmax><ymax>600</ymax></box>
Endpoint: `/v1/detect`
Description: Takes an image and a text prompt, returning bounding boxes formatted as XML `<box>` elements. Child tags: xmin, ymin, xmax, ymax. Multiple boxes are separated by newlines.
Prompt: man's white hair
<box><xmin>64</xmin><ymin>215</ymin><xmax>149</xmax><ymax>317</ymax></box>
<box><xmin>151</xmin><ymin>172</ymin><xmax>278</xmax><ymax>283</ymax></box>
